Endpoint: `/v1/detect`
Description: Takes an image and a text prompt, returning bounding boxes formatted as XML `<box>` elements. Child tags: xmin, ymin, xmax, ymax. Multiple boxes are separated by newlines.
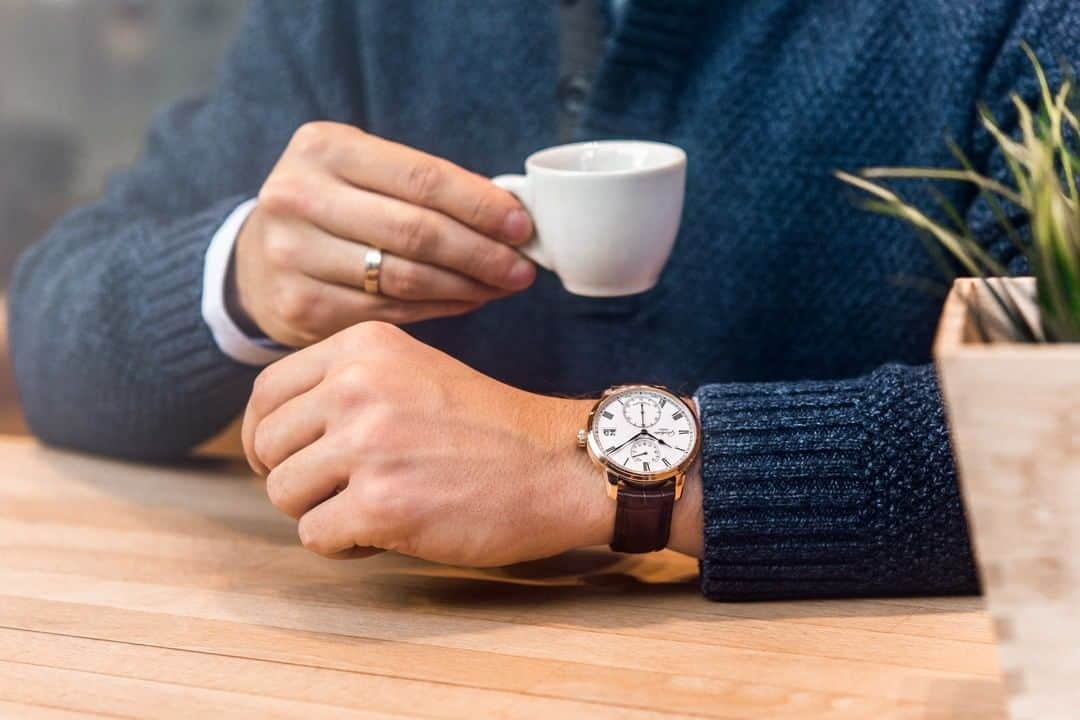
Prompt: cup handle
<box><xmin>492</xmin><ymin>174</ymin><xmax>554</xmax><ymax>270</ymax></box>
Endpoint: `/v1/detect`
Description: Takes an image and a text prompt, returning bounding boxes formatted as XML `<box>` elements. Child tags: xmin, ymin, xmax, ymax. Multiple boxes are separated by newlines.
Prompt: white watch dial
<box><xmin>591</xmin><ymin>388</ymin><xmax>697</xmax><ymax>475</ymax></box>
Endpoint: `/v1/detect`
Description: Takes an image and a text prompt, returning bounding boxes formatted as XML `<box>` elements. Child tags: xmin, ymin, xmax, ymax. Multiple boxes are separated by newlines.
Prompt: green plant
<box><xmin>836</xmin><ymin>46</ymin><xmax>1080</xmax><ymax>342</ymax></box>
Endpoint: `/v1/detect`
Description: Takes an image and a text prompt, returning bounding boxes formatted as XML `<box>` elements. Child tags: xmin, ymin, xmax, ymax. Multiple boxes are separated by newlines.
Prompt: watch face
<box><xmin>590</xmin><ymin>387</ymin><xmax>697</xmax><ymax>477</ymax></box>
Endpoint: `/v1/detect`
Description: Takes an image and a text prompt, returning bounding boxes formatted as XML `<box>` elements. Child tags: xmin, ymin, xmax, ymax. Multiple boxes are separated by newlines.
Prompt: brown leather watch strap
<box><xmin>609</xmin><ymin>476</ymin><xmax>675</xmax><ymax>553</ymax></box>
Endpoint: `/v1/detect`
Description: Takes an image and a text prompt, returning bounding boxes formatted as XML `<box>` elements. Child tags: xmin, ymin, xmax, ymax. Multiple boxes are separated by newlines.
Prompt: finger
<box><xmin>324</xmin><ymin>547</ymin><xmax>384</xmax><ymax>560</ymax></box>
<box><xmin>268</xmin><ymin>274</ymin><xmax>484</xmax><ymax>345</ymax></box>
<box><xmin>251</xmin><ymin>382</ymin><xmax>330</xmax><ymax>470</ymax></box>
<box><xmin>290</xmin><ymin>277</ymin><xmax>483</xmax><ymax>332</ymax></box>
<box><xmin>298</xmin><ymin>181</ymin><xmax>535</xmax><ymax>291</ymax></box>
<box><xmin>297</xmin><ymin>492</ymin><xmax>377</xmax><ymax>558</ymax></box>
<box><xmin>265</xmin><ymin>436</ymin><xmax>351</xmax><ymax>518</ymax></box>
<box><xmin>291</xmin><ymin>228</ymin><xmax>511</xmax><ymax>303</ymax></box>
<box><xmin>243</xmin><ymin>347</ymin><xmax>334</xmax><ymax>472</ymax></box>
<box><xmin>308</xmin><ymin>126</ymin><xmax>532</xmax><ymax>244</ymax></box>
<box><xmin>367</xmin><ymin>251</ymin><xmax>513</xmax><ymax>303</ymax></box>
<box><xmin>241</xmin><ymin>413</ymin><xmax>269</xmax><ymax>477</ymax></box>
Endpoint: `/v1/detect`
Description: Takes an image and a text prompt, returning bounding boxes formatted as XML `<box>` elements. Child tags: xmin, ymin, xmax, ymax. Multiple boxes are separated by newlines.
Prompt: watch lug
<box><xmin>606</xmin><ymin>474</ymin><xmax>620</xmax><ymax>500</ymax></box>
<box><xmin>673</xmin><ymin>473</ymin><xmax>685</xmax><ymax>501</ymax></box>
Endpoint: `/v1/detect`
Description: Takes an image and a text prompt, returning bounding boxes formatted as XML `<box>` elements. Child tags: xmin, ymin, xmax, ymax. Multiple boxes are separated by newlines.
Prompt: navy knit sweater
<box><xmin>10</xmin><ymin>0</ymin><xmax>1080</xmax><ymax>600</ymax></box>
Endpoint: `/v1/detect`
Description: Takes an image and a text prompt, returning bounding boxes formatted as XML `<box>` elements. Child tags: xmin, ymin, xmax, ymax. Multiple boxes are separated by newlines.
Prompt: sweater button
<box><xmin>557</xmin><ymin>73</ymin><xmax>591</xmax><ymax>116</ymax></box>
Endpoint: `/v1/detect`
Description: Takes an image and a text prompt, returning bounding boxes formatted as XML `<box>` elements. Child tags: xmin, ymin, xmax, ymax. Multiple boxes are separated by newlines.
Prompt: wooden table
<box><xmin>0</xmin><ymin>436</ymin><xmax>1006</xmax><ymax>719</ymax></box>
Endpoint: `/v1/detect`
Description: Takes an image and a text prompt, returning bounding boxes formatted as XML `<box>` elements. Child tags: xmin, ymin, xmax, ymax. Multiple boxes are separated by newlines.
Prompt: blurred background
<box><xmin>0</xmin><ymin>0</ymin><xmax>248</xmax><ymax>433</ymax></box>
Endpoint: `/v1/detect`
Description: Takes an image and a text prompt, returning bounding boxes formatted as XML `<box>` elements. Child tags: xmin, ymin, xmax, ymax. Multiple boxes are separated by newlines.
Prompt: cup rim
<box><xmin>524</xmin><ymin>140</ymin><xmax>686</xmax><ymax>177</ymax></box>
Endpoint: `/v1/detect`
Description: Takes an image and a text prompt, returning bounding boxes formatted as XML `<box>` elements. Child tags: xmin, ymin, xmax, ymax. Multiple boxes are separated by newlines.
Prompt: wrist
<box><xmin>544</xmin><ymin>393</ymin><xmax>704</xmax><ymax>557</ymax></box>
<box><xmin>231</xmin><ymin>206</ymin><xmax>279</xmax><ymax>342</ymax></box>
<box><xmin>667</xmin><ymin>455</ymin><xmax>704</xmax><ymax>557</ymax></box>
<box><xmin>225</xmin><ymin>244</ymin><xmax>268</xmax><ymax>339</ymax></box>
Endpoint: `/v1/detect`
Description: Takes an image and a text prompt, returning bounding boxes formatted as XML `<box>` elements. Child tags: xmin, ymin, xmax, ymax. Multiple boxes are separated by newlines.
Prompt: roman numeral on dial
<box><xmin>672</xmin><ymin>411</ymin><xmax>683</xmax><ymax>421</ymax></box>
<box><xmin>642</xmin><ymin>462</ymin><xmax>651</xmax><ymax>472</ymax></box>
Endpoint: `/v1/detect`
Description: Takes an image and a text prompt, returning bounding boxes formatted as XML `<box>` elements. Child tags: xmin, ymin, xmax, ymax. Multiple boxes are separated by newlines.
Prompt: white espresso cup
<box><xmin>493</xmin><ymin>140</ymin><xmax>686</xmax><ymax>297</ymax></box>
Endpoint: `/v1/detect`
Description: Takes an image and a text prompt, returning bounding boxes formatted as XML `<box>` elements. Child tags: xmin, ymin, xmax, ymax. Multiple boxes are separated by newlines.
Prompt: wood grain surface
<box><xmin>0</xmin><ymin>436</ymin><xmax>1005</xmax><ymax>719</ymax></box>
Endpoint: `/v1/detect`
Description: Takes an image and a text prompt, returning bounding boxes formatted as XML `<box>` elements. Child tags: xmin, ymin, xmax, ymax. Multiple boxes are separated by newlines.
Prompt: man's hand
<box><xmin>241</xmin><ymin>322</ymin><xmax>614</xmax><ymax>567</ymax></box>
<box><xmin>234</xmin><ymin>122</ymin><xmax>536</xmax><ymax>347</ymax></box>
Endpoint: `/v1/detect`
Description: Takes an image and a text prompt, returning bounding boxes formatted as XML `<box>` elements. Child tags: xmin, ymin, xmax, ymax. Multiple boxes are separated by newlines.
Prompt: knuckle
<box><xmin>264</xmin><ymin>470</ymin><xmax>287</xmax><ymax>509</ymax></box>
<box><xmin>290</xmin><ymin>121</ymin><xmax>337</xmax><ymax>158</ymax></box>
<box><xmin>262</xmin><ymin>232</ymin><xmax>301</xmax><ymax>268</ymax></box>
<box><xmin>251</xmin><ymin>422</ymin><xmax>275</xmax><ymax>469</ymax></box>
<box><xmin>339</xmin><ymin>321</ymin><xmax>387</xmax><ymax>355</ymax></box>
<box><xmin>250</xmin><ymin>370</ymin><xmax>277</xmax><ymax>412</ymax></box>
<box><xmin>258</xmin><ymin>174</ymin><xmax>309</xmax><ymax>217</ymax></box>
<box><xmin>337</xmin><ymin>326</ymin><xmax>368</xmax><ymax>356</ymax></box>
<box><xmin>337</xmin><ymin>320</ymin><xmax>406</xmax><ymax>357</ymax></box>
<box><xmin>355</xmin><ymin>477</ymin><xmax>398</xmax><ymax>519</ymax></box>
<box><xmin>332</xmin><ymin>363</ymin><xmax>376</xmax><ymax>405</ymax></box>
<box><xmin>275</xmin><ymin>285</ymin><xmax>320</xmax><ymax>328</ymax></box>
<box><xmin>351</xmin><ymin>320</ymin><xmax>402</xmax><ymax>346</ymax></box>
<box><xmin>466</xmin><ymin>190</ymin><xmax>498</xmax><ymax>229</ymax></box>
<box><xmin>297</xmin><ymin>517</ymin><xmax>328</xmax><ymax>554</ymax></box>
<box><xmin>389</xmin><ymin>262</ymin><xmax>424</xmax><ymax>300</ymax></box>
<box><xmin>391</xmin><ymin>208</ymin><xmax>436</xmax><ymax>258</ymax></box>
<box><xmin>468</xmin><ymin>242</ymin><xmax>517</xmax><ymax>282</ymax></box>
<box><xmin>404</xmin><ymin>159</ymin><xmax>443</xmax><ymax>204</ymax></box>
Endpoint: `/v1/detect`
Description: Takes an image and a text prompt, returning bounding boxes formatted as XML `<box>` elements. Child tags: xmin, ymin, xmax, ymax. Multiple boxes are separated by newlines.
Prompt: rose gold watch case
<box><xmin>578</xmin><ymin>384</ymin><xmax>702</xmax><ymax>501</ymax></box>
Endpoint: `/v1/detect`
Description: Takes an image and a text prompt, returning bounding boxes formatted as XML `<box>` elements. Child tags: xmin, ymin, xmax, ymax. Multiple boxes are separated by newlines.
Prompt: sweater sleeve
<box><xmin>694</xmin><ymin>364</ymin><xmax>977</xmax><ymax>600</ymax></box>
<box><xmin>7</xmin><ymin>1</ymin><xmax>363</xmax><ymax>461</ymax></box>
<box><xmin>693</xmin><ymin>5</ymin><xmax>1080</xmax><ymax>601</ymax></box>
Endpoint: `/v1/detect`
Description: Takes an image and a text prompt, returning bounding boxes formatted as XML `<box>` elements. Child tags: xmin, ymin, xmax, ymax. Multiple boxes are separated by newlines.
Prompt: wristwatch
<box><xmin>577</xmin><ymin>385</ymin><xmax>702</xmax><ymax>553</ymax></box>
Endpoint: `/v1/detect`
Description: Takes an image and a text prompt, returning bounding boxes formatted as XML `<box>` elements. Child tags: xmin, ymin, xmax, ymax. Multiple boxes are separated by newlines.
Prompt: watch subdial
<box><xmin>627</xmin><ymin>438</ymin><xmax>661</xmax><ymax>467</ymax></box>
<box><xmin>623</xmin><ymin>396</ymin><xmax>661</xmax><ymax>428</ymax></box>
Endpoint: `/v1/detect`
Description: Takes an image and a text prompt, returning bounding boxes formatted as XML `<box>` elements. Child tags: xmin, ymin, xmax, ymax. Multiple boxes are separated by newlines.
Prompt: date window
<box><xmin>603</xmin><ymin>428</ymin><xmax>617</xmax><ymax>437</ymax></box>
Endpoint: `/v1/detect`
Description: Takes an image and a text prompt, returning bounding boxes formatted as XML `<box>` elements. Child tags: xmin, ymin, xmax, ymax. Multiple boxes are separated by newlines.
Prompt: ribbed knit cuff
<box><xmin>135</xmin><ymin>194</ymin><xmax>261</xmax><ymax>397</ymax></box>
<box><xmin>694</xmin><ymin>363</ymin><xmax>979</xmax><ymax>601</ymax></box>
<box><xmin>694</xmin><ymin>375</ymin><xmax>878</xmax><ymax>600</ymax></box>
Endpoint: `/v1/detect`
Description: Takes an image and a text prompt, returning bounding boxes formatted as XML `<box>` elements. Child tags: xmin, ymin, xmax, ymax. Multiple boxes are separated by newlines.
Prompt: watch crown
<box><xmin>576</xmin><ymin>429</ymin><xmax>588</xmax><ymax>447</ymax></box>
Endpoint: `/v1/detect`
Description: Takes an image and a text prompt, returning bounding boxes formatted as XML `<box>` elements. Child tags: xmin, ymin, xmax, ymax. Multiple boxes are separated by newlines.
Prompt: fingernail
<box><xmin>502</xmin><ymin>209</ymin><xmax>533</xmax><ymax>244</ymax></box>
<box><xmin>508</xmin><ymin>257</ymin><xmax>536</xmax><ymax>287</ymax></box>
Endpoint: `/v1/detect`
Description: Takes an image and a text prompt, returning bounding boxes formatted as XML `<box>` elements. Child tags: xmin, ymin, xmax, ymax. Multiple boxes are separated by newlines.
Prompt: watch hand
<box><xmin>640</xmin><ymin>404</ymin><xmax>645</xmax><ymax>426</ymax></box>
<box><xmin>643</xmin><ymin>430</ymin><xmax>675</xmax><ymax>449</ymax></box>
<box><xmin>610</xmin><ymin>430</ymin><xmax>645</xmax><ymax>455</ymax></box>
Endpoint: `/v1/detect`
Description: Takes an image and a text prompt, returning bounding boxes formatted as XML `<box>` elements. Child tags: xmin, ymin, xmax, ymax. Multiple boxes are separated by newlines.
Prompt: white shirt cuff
<box><xmin>201</xmin><ymin>199</ymin><xmax>290</xmax><ymax>367</ymax></box>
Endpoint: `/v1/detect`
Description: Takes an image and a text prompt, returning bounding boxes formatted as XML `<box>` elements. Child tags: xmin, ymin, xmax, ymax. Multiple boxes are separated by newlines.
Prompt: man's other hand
<box><xmin>241</xmin><ymin>322</ymin><xmax>612</xmax><ymax>566</ymax></box>
<box><xmin>234</xmin><ymin>123</ymin><xmax>536</xmax><ymax>347</ymax></box>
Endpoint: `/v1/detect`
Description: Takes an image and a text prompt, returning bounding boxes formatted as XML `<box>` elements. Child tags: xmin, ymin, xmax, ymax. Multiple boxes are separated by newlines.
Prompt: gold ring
<box><xmin>363</xmin><ymin>247</ymin><xmax>383</xmax><ymax>294</ymax></box>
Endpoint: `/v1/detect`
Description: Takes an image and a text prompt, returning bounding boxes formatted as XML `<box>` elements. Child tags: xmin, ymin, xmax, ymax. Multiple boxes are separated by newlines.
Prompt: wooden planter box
<box><xmin>934</xmin><ymin>277</ymin><xmax>1080</xmax><ymax>720</ymax></box>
